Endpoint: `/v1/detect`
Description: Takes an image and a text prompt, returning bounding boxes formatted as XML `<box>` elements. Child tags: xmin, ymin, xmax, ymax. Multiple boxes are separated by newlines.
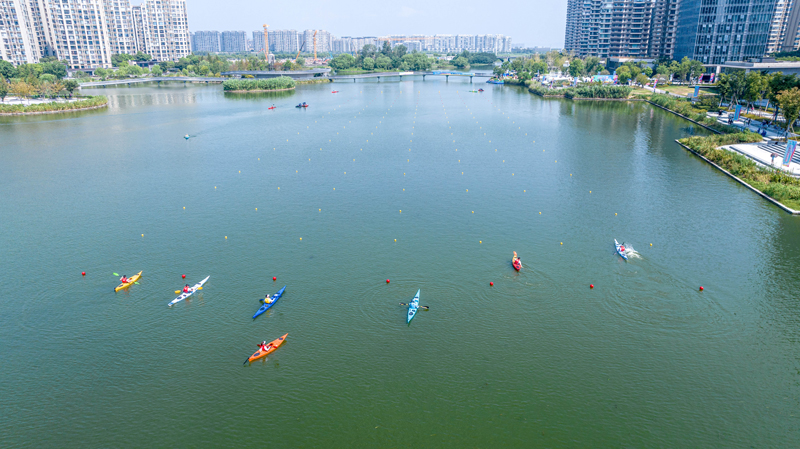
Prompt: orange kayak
<box><xmin>248</xmin><ymin>333</ymin><xmax>288</xmax><ymax>363</ymax></box>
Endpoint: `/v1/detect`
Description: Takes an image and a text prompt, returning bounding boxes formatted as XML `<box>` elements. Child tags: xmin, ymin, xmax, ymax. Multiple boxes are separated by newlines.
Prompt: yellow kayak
<box><xmin>115</xmin><ymin>271</ymin><xmax>142</xmax><ymax>292</ymax></box>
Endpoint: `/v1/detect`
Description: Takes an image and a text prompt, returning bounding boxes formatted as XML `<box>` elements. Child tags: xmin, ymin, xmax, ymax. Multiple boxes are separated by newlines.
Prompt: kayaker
<box><xmin>183</xmin><ymin>284</ymin><xmax>190</xmax><ymax>293</ymax></box>
<box><xmin>120</xmin><ymin>275</ymin><xmax>130</xmax><ymax>284</ymax></box>
<box><xmin>264</xmin><ymin>294</ymin><xmax>273</xmax><ymax>304</ymax></box>
<box><xmin>259</xmin><ymin>341</ymin><xmax>272</xmax><ymax>352</ymax></box>
<box><xmin>619</xmin><ymin>245</ymin><xmax>626</xmax><ymax>253</ymax></box>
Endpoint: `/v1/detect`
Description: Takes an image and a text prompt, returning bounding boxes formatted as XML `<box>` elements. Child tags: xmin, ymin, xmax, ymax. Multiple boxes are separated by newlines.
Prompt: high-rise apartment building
<box><xmin>674</xmin><ymin>0</ymin><xmax>778</xmax><ymax>65</ymax></box>
<box><xmin>303</xmin><ymin>29</ymin><xmax>331</xmax><ymax>55</ymax></box>
<box><xmin>767</xmin><ymin>0</ymin><xmax>800</xmax><ymax>53</ymax></box>
<box><xmin>566</xmin><ymin>0</ymin><xmax>654</xmax><ymax>59</ymax></box>
<box><xmin>221</xmin><ymin>30</ymin><xmax>246</xmax><ymax>52</ymax></box>
<box><xmin>649</xmin><ymin>0</ymin><xmax>678</xmax><ymax>59</ymax></box>
<box><xmin>0</xmin><ymin>0</ymin><xmax>190</xmax><ymax>68</ymax></box>
<box><xmin>0</xmin><ymin>0</ymin><xmax>44</xmax><ymax>65</ymax></box>
<box><xmin>192</xmin><ymin>30</ymin><xmax>220</xmax><ymax>53</ymax></box>
<box><xmin>252</xmin><ymin>29</ymin><xmax>298</xmax><ymax>53</ymax></box>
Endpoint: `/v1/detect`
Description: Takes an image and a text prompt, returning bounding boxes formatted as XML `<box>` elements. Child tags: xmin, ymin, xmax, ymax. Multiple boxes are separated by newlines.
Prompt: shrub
<box><xmin>222</xmin><ymin>76</ymin><xmax>296</xmax><ymax>91</ymax></box>
<box><xmin>563</xmin><ymin>85</ymin><xmax>632</xmax><ymax>99</ymax></box>
<box><xmin>0</xmin><ymin>95</ymin><xmax>107</xmax><ymax>113</ymax></box>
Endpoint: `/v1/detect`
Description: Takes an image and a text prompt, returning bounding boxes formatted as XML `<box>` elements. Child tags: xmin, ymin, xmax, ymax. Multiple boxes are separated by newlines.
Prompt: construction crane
<box><xmin>263</xmin><ymin>24</ymin><xmax>270</xmax><ymax>68</ymax></box>
<box><xmin>294</xmin><ymin>41</ymin><xmax>306</xmax><ymax>63</ymax></box>
<box><xmin>313</xmin><ymin>30</ymin><xmax>318</xmax><ymax>63</ymax></box>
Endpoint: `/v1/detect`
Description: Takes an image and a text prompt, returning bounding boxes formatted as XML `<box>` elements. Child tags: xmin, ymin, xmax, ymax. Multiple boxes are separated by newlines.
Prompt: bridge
<box><xmin>79</xmin><ymin>76</ymin><xmax>226</xmax><ymax>88</ymax></box>
<box><xmin>329</xmin><ymin>71</ymin><xmax>494</xmax><ymax>83</ymax></box>
<box><xmin>220</xmin><ymin>69</ymin><xmax>330</xmax><ymax>80</ymax></box>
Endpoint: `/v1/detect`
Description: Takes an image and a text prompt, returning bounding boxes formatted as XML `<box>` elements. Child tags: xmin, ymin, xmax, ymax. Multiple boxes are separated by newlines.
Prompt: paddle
<box><xmin>399</xmin><ymin>302</ymin><xmax>429</xmax><ymax>310</ymax></box>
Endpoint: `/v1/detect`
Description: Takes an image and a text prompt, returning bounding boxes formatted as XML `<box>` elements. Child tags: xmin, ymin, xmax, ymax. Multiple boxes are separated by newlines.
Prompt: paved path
<box><xmin>80</xmin><ymin>77</ymin><xmax>226</xmax><ymax>87</ymax></box>
<box><xmin>726</xmin><ymin>143</ymin><xmax>800</xmax><ymax>176</ymax></box>
<box><xmin>708</xmin><ymin>110</ymin><xmax>796</xmax><ymax>139</ymax></box>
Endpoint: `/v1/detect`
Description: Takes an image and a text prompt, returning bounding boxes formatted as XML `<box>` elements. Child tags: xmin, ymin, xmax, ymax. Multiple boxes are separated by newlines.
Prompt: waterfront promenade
<box><xmin>79</xmin><ymin>76</ymin><xmax>226</xmax><ymax>88</ymax></box>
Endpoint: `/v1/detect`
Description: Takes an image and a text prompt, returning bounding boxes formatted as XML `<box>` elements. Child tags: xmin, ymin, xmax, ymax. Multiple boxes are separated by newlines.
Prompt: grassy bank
<box><xmin>527</xmin><ymin>84</ymin><xmax>631</xmax><ymax>99</ymax></box>
<box><xmin>679</xmin><ymin>132</ymin><xmax>800</xmax><ymax>210</ymax></box>
<box><xmin>222</xmin><ymin>76</ymin><xmax>295</xmax><ymax>92</ymax></box>
<box><xmin>647</xmin><ymin>94</ymin><xmax>739</xmax><ymax>133</ymax></box>
<box><xmin>0</xmin><ymin>96</ymin><xmax>108</xmax><ymax>114</ymax></box>
<box><xmin>297</xmin><ymin>78</ymin><xmax>332</xmax><ymax>85</ymax></box>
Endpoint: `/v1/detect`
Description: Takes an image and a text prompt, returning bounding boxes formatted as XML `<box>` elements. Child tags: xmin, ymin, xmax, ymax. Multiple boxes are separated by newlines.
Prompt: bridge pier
<box><xmin>377</xmin><ymin>77</ymin><xmax>380</xmax><ymax>82</ymax></box>
<box><xmin>446</xmin><ymin>75</ymin><xmax>449</xmax><ymax>82</ymax></box>
<box><xmin>423</xmin><ymin>75</ymin><xmax>426</xmax><ymax>81</ymax></box>
<box><xmin>470</xmin><ymin>76</ymin><xmax>473</xmax><ymax>83</ymax></box>
<box><xmin>399</xmin><ymin>75</ymin><xmax>402</xmax><ymax>81</ymax></box>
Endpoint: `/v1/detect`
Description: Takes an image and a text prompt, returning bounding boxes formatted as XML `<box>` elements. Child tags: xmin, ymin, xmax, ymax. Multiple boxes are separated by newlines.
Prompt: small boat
<box><xmin>253</xmin><ymin>285</ymin><xmax>287</xmax><ymax>319</ymax></box>
<box><xmin>184</xmin><ymin>135</ymin><xmax>190</xmax><ymax>140</ymax></box>
<box><xmin>247</xmin><ymin>333</ymin><xmax>288</xmax><ymax>363</ymax></box>
<box><xmin>478</xmin><ymin>89</ymin><xmax>484</xmax><ymax>92</ymax></box>
<box><xmin>268</xmin><ymin>106</ymin><xmax>276</xmax><ymax>110</ymax></box>
<box><xmin>512</xmin><ymin>251</ymin><xmax>521</xmax><ymax>271</ymax></box>
<box><xmin>168</xmin><ymin>276</ymin><xmax>210</xmax><ymax>306</ymax></box>
<box><xmin>407</xmin><ymin>289</ymin><xmax>420</xmax><ymax>324</ymax></box>
<box><xmin>115</xmin><ymin>271</ymin><xmax>142</xmax><ymax>292</ymax></box>
<box><xmin>295</xmin><ymin>102</ymin><xmax>308</xmax><ymax>108</ymax></box>
<box><xmin>487</xmin><ymin>79</ymin><xmax>504</xmax><ymax>84</ymax></box>
<box><xmin>331</xmin><ymin>91</ymin><xmax>339</xmax><ymax>93</ymax></box>
<box><xmin>469</xmin><ymin>90</ymin><xmax>478</xmax><ymax>93</ymax></box>
<box><xmin>615</xmin><ymin>239</ymin><xmax>628</xmax><ymax>260</ymax></box>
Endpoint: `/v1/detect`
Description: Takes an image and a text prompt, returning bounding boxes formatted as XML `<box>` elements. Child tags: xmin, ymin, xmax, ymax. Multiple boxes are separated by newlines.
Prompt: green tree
<box><xmin>568</xmin><ymin>59</ymin><xmax>584</xmax><ymax>77</ymax></box>
<box><xmin>776</xmin><ymin>87</ymin><xmax>800</xmax><ymax>136</ymax></box>
<box><xmin>716</xmin><ymin>73</ymin><xmax>732</xmax><ymax>107</ymax></box>
<box><xmin>644</xmin><ymin>67</ymin><xmax>654</xmax><ymax>77</ymax></box>
<box><xmin>94</xmin><ymin>68</ymin><xmax>109</xmax><ymax>79</ymax></box>
<box><xmin>112</xmin><ymin>54</ymin><xmax>133</xmax><ymax>67</ymax></box>
<box><xmin>330</xmin><ymin>53</ymin><xmax>356</xmax><ymax>70</ymax></box>
<box><xmin>10</xmin><ymin>80</ymin><xmax>34</xmax><ymax>104</ymax></box>
<box><xmin>360</xmin><ymin>44</ymin><xmax>377</xmax><ymax>61</ymax></box>
<box><xmin>768</xmin><ymin>73</ymin><xmax>799</xmax><ymax>120</ymax></box>
<box><xmin>296</xmin><ymin>56</ymin><xmax>306</xmax><ymax>67</ymax></box>
<box><xmin>375</xmin><ymin>55</ymin><xmax>392</xmax><ymax>70</ymax></box>
<box><xmin>743</xmin><ymin>72</ymin><xmax>767</xmax><ymax>113</ymax></box>
<box><xmin>635</xmin><ymin>73</ymin><xmax>650</xmax><ymax>86</ymax></box>
<box><xmin>0</xmin><ymin>60</ymin><xmax>16</xmax><ymax>79</ymax></box>
<box><xmin>0</xmin><ymin>75</ymin><xmax>8</xmax><ymax>102</ymax></box>
<box><xmin>381</xmin><ymin>41</ymin><xmax>392</xmax><ymax>57</ymax></box>
<box><xmin>39</xmin><ymin>73</ymin><xmax>57</xmax><ymax>83</ymax></box>
<box><xmin>584</xmin><ymin>56</ymin><xmax>602</xmax><ymax>75</ymax></box>
<box><xmin>41</xmin><ymin>61</ymin><xmax>67</xmax><ymax>79</ymax></box>
<box><xmin>392</xmin><ymin>44</ymin><xmax>408</xmax><ymax>62</ymax></box>
<box><xmin>17</xmin><ymin>63</ymin><xmax>43</xmax><ymax>79</ymax></box>
<box><xmin>134</xmin><ymin>51</ymin><xmax>152</xmax><ymax>61</ymax></box>
<box><xmin>62</xmin><ymin>79</ymin><xmax>79</xmax><ymax>97</ymax></box>
<box><xmin>362</xmin><ymin>57</ymin><xmax>374</xmax><ymax>70</ymax></box>
<box><xmin>615</xmin><ymin>66</ymin><xmax>632</xmax><ymax>84</ymax></box>
<box><xmin>452</xmin><ymin>56</ymin><xmax>469</xmax><ymax>69</ymax></box>
<box><xmin>688</xmin><ymin>59</ymin><xmax>705</xmax><ymax>83</ymax></box>
<box><xmin>150</xmin><ymin>64</ymin><xmax>163</xmax><ymax>76</ymax></box>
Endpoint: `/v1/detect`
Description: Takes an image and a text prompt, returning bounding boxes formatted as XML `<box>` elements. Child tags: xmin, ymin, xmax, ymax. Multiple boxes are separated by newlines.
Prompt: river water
<box><xmin>1</xmin><ymin>79</ymin><xmax>798</xmax><ymax>447</ymax></box>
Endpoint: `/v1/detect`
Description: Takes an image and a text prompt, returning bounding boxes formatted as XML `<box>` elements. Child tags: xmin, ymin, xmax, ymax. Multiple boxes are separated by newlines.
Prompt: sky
<box><xmin>184</xmin><ymin>0</ymin><xmax>567</xmax><ymax>48</ymax></box>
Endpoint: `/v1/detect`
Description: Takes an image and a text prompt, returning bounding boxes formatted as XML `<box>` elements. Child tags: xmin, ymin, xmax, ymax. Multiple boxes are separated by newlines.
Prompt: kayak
<box><xmin>512</xmin><ymin>258</ymin><xmax>521</xmax><ymax>271</ymax></box>
<box><xmin>407</xmin><ymin>289</ymin><xmax>420</xmax><ymax>324</ymax></box>
<box><xmin>247</xmin><ymin>333</ymin><xmax>288</xmax><ymax>363</ymax></box>
<box><xmin>115</xmin><ymin>271</ymin><xmax>142</xmax><ymax>292</ymax></box>
<box><xmin>168</xmin><ymin>276</ymin><xmax>210</xmax><ymax>307</ymax></box>
<box><xmin>615</xmin><ymin>239</ymin><xmax>628</xmax><ymax>260</ymax></box>
<box><xmin>253</xmin><ymin>285</ymin><xmax>286</xmax><ymax>319</ymax></box>
<box><xmin>268</xmin><ymin>106</ymin><xmax>276</xmax><ymax>110</ymax></box>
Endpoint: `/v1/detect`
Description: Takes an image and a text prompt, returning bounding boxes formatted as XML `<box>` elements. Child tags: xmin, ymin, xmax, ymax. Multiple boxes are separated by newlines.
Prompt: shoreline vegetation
<box><xmin>222</xmin><ymin>76</ymin><xmax>295</xmax><ymax>92</ymax></box>
<box><xmin>0</xmin><ymin>95</ymin><xmax>107</xmax><ymax>115</ymax></box>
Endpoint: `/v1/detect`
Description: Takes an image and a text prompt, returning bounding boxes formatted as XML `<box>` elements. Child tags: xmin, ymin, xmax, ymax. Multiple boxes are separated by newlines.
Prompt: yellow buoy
<box><xmin>472</xmin><ymin>211</ymin><xmax>474</xmax><ymax>213</ymax></box>
<box><xmin>141</xmin><ymin>234</ymin><xmax>144</xmax><ymax>237</ymax></box>
<box><xmin>650</xmin><ymin>243</ymin><xmax>653</xmax><ymax>246</ymax></box>
<box><xmin>399</xmin><ymin>210</ymin><xmax>402</xmax><ymax>213</ymax></box>
<box><xmin>300</xmin><ymin>237</ymin><xmax>302</xmax><ymax>240</ymax></box>
<box><xmin>560</xmin><ymin>242</ymin><xmax>563</xmax><ymax>245</ymax></box>
<box><xmin>479</xmin><ymin>241</ymin><xmax>482</xmax><ymax>243</ymax></box>
<box><xmin>225</xmin><ymin>236</ymin><xmax>227</xmax><ymax>239</ymax></box>
<box><xmin>319</xmin><ymin>209</ymin><xmax>321</xmax><ymax>211</ymax></box>
<box><xmin>183</xmin><ymin>207</ymin><xmax>185</xmax><ymax>209</ymax></box>
<box><xmin>395</xmin><ymin>239</ymin><xmax>397</xmax><ymax>242</ymax></box>
<box><xmin>255</xmin><ymin>208</ymin><xmax>257</xmax><ymax>211</ymax></box>
<box><xmin>615</xmin><ymin>213</ymin><xmax>617</xmax><ymax>215</ymax></box>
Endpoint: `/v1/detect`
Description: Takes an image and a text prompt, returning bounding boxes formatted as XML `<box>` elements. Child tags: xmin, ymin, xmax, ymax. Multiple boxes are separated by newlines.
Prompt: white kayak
<box><xmin>168</xmin><ymin>276</ymin><xmax>210</xmax><ymax>307</ymax></box>
<box><xmin>615</xmin><ymin>239</ymin><xmax>628</xmax><ymax>260</ymax></box>
<box><xmin>407</xmin><ymin>289</ymin><xmax>420</xmax><ymax>324</ymax></box>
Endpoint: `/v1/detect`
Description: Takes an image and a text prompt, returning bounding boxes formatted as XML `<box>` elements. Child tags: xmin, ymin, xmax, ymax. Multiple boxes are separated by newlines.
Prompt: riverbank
<box><xmin>0</xmin><ymin>96</ymin><xmax>107</xmax><ymax>115</ymax></box>
<box><xmin>225</xmin><ymin>87</ymin><xmax>296</xmax><ymax>93</ymax></box>
<box><xmin>222</xmin><ymin>76</ymin><xmax>295</xmax><ymax>92</ymax></box>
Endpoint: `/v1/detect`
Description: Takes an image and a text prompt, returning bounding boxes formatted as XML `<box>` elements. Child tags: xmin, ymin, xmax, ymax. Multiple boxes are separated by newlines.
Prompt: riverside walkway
<box><xmin>80</xmin><ymin>77</ymin><xmax>226</xmax><ymax>88</ymax></box>
<box><xmin>330</xmin><ymin>71</ymin><xmax>493</xmax><ymax>83</ymax></box>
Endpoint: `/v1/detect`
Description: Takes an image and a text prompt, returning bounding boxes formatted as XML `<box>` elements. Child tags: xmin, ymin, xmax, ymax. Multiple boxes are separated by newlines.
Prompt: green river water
<box><xmin>1</xmin><ymin>79</ymin><xmax>799</xmax><ymax>447</ymax></box>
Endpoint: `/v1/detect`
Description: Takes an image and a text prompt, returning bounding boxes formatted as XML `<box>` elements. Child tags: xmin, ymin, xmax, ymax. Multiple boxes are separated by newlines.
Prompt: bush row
<box><xmin>222</xmin><ymin>76</ymin><xmax>295</xmax><ymax>91</ymax></box>
<box><xmin>0</xmin><ymin>95</ymin><xmax>107</xmax><ymax>113</ymax></box>
<box><xmin>679</xmin><ymin>132</ymin><xmax>800</xmax><ymax>209</ymax></box>
<box><xmin>648</xmin><ymin>94</ymin><xmax>740</xmax><ymax>133</ymax></box>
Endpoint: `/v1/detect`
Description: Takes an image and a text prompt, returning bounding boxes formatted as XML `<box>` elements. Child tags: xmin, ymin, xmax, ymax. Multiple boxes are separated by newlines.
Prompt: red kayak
<box><xmin>268</xmin><ymin>106</ymin><xmax>276</xmax><ymax>110</ymax></box>
<box><xmin>331</xmin><ymin>91</ymin><xmax>339</xmax><ymax>93</ymax></box>
<box><xmin>512</xmin><ymin>251</ymin><xmax>521</xmax><ymax>271</ymax></box>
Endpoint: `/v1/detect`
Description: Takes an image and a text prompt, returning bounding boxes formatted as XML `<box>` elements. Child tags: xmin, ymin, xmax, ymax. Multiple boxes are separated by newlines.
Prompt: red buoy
<box><xmin>82</xmin><ymin>271</ymin><xmax>86</xmax><ymax>276</ymax></box>
<box><xmin>386</xmin><ymin>279</ymin><xmax>390</xmax><ymax>284</ymax></box>
<box><xmin>490</xmin><ymin>282</ymin><xmax>494</xmax><ymax>286</ymax></box>
<box><xmin>699</xmin><ymin>286</ymin><xmax>704</xmax><ymax>291</ymax></box>
<box><xmin>590</xmin><ymin>284</ymin><xmax>594</xmax><ymax>289</ymax></box>
<box><xmin>182</xmin><ymin>274</ymin><xmax>186</xmax><ymax>279</ymax></box>
<box><xmin>273</xmin><ymin>277</ymin><xmax>277</xmax><ymax>281</ymax></box>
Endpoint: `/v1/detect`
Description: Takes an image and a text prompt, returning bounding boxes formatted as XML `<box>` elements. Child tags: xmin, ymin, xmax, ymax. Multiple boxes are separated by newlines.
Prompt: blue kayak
<box><xmin>253</xmin><ymin>285</ymin><xmax>286</xmax><ymax>319</ymax></box>
<box><xmin>615</xmin><ymin>239</ymin><xmax>628</xmax><ymax>260</ymax></box>
<box><xmin>407</xmin><ymin>289</ymin><xmax>420</xmax><ymax>324</ymax></box>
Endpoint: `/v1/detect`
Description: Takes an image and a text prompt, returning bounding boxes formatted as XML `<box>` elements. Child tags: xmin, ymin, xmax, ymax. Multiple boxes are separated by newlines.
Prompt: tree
<box><xmin>112</xmin><ymin>54</ymin><xmax>133</xmax><ymax>67</ymax></box>
<box><xmin>392</xmin><ymin>44</ymin><xmax>407</xmax><ymax>61</ymax></box>
<box><xmin>63</xmin><ymin>79</ymin><xmax>79</xmax><ymax>97</ymax></box>
<box><xmin>743</xmin><ymin>72</ymin><xmax>767</xmax><ymax>113</ymax></box>
<box><xmin>0</xmin><ymin>75</ymin><xmax>7</xmax><ymax>102</ymax></box>
<box><xmin>584</xmin><ymin>56</ymin><xmax>602</xmax><ymax>75</ymax></box>
<box><xmin>776</xmin><ymin>87</ymin><xmax>800</xmax><ymax>136</ymax></box>
<box><xmin>134</xmin><ymin>51</ymin><xmax>152</xmax><ymax>62</ymax></box>
<box><xmin>375</xmin><ymin>55</ymin><xmax>392</xmax><ymax>70</ymax></box>
<box><xmin>150</xmin><ymin>64</ymin><xmax>163</xmax><ymax>76</ymax></box>
<box><xmin>330</xmin><ymin>53</ymin><xmax>355</xmax><ymax>70</ymax></box>
<box><xmin>768</xmin><ymin>73</ymin><xmax>799</xmax><ymax>120</ymax></box>
<box><xmin>381</xmin><ymin>41</ymin><xmax>392</xmax><ymax>57</ymax></box>
<box><xmin>39</xmin><ymin>73</ymin><xmax>57</xmax><ymax>83</ymax></box>
<box><xmin>41</xmin><ymin>61</ymin><xmax>67</xmax><ymax>79</ymax></box>
<box><xmin>568</xmin><ymin>59</ymin><xmax>584</xmax><ymax>77</ymax></box>
<box><xmin>615</xmin><ymin>66</ymin><xmax>632</xmax><ymax>84</ymax></box>
<box><xmin>644</xmin><ymin>67</ymin><xmax>653</xmax><ymax>77</ymax></box>
<box><xmin>0</xmin><ymin>60</ymin><xmax>16</xmax><ymax>79</ymax></box>
<box><xmin>635</xmin><ymin>73</ymin><xmax>650</xmax><ymax>86</ymax></box>
<box><xmin>10</xmin><ymin>80</ymin><xmax>34</xmax><ymax>104</ymax></box>
<box><xmin>282</xmin><ymin>60</ymin><xmax>293</xmax><ymax>70</ymax></box>
<box><xmin>362</xmin><ymin>57</ymin><xmax>374</xmax><ymax>70</ymax></box>
<box><xmin>452</xmin><ymin>56</ymin><xmax>469</xmax><ymax>69</ymax></box>
<box><xmin>716</xmin><ymin>74</ymin><xmax>732</xmax><ymax>107</ymax></box>
<box><xmin>360</xmin><ymin>44</ymin><xmax>377</xmax><ymax>61</ymax></box>
<box><xmin>17</xmin><ymin>63</ymin><xmax>43</xmax><ymax>79</ymax></box>
<box><xmin>94</xmin><ymin>68</ymin><xmax>109</xmax><ymax>79</ymax></box>
<box><xmin>687</xmin><ymin>59</ymin><xmax>705</xmax><ymax>83</ymax></box>
<box><xmin>296</xmin><ymin>56</ymin><xmax>306</xmax><ymax>67</ymax></box>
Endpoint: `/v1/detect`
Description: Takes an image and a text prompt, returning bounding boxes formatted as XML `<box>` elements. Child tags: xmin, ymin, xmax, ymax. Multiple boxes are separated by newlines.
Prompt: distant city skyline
<box><xmin>183</xmin><ymin>0</ymin><xmax>567</xmax><ymax>48</ymax></box>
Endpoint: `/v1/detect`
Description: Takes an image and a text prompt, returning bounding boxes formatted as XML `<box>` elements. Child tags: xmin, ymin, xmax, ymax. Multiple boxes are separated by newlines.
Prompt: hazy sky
<box><xmin>185</xmin><ymin>0</ymin><xmax>567</xmax><ymax>48</ymax></box>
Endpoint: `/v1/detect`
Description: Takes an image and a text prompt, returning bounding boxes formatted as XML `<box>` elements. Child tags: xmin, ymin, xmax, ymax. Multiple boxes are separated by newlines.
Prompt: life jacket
<box><xmin>183</xmin><ymin>286</ymin><xmax>190</xmax><ymax>292</ymax></box>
